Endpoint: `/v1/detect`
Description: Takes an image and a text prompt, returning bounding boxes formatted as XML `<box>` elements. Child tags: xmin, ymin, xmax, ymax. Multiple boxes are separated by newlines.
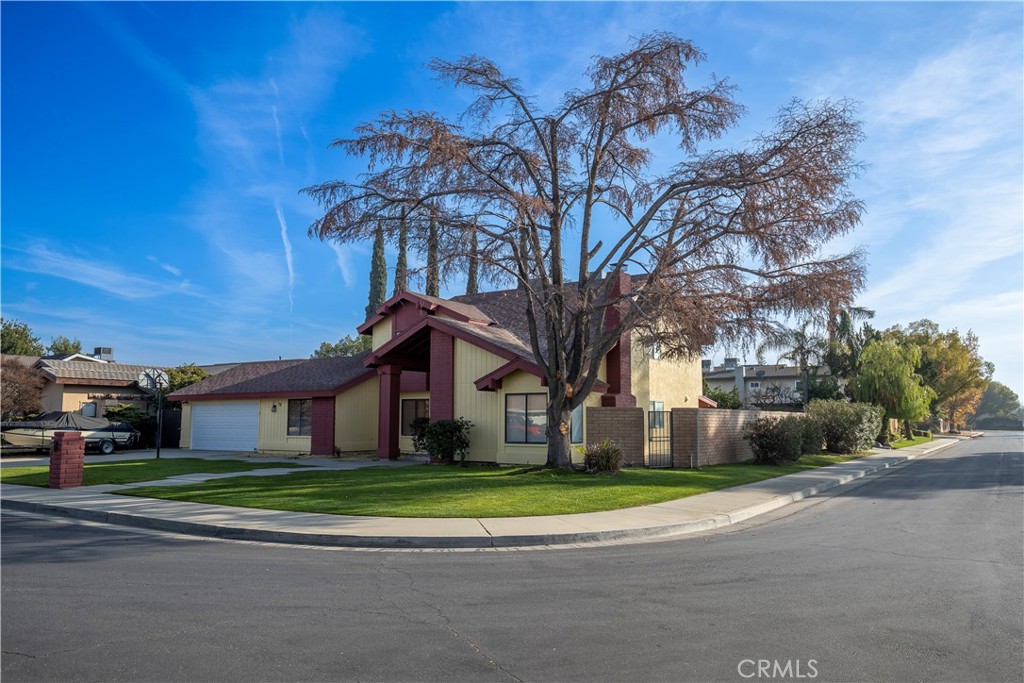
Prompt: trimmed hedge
<box><xmin>801</xmin><ymin>417</ymin><xmax>825</xmax><ymax>454</ymax></box>
<box><xmin>806</xmin><ymin>400</ymin><xmax>884</xmax><ymax>454</ymax></box>
<box><xmin>747</xmin><ymin>416</ymin><xmax>805</xmax><ymax>465</ymax></box>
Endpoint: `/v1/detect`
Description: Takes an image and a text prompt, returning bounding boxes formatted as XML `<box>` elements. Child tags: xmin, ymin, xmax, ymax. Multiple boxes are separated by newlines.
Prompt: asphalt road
<box><xmin>2</xmin><ymin>434</ymin><xmax>1022</xmax><ymax>683</ymax></box>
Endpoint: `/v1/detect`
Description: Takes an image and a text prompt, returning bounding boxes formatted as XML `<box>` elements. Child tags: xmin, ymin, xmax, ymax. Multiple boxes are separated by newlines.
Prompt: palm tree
<box><xmin>757</xmin><ymin>321</ymin><xmax>828</xmax><ymax>405</ymax></box>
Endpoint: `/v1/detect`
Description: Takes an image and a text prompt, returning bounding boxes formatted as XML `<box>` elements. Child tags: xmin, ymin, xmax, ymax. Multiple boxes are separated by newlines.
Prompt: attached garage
<box><xmin>190</xmin><ymin>401</ymin><xmax>259</xmax><ymax>451</ymax></box>
<box><xmin>169</xmin><ymin>357</ymin><xmax>376</xmax><ymax>455</ymax></box>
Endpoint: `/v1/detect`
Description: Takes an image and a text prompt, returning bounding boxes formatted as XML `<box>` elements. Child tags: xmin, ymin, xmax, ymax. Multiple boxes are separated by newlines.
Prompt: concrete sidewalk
<box><xmin>1</xmin><ymin>439</ymin><xmax>960</xmax><ymax>549</ymax></box>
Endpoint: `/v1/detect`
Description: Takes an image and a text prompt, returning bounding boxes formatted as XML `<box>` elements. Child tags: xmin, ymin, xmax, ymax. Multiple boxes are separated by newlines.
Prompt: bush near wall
<box><xmin>802</xmin><ymin>417</ymin><xmax>825</xmax><ymax>454</ymax></box>
<box><xmin>806</xmin><ymin>400</ymin><xmax>883</xmax><ymax>454</ymax></box>
<box><xmin>580</xmin><ymin>439</ymin><xmax>624</xmax><ymax>473</ymax></box>
<box><xmin>423</xmin><ymin>418</ymin><xmax>473</xmax><ymax>465</ymax></box>
<box><xmin>747</xmin><ymin>416</ymin><xmax>805</xmax><ymax>465</ymax></box>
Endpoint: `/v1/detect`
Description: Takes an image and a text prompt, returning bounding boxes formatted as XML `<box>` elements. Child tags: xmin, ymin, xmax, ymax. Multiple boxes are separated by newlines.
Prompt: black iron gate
<box><xmin>648</xmin><ymin>410</ymin><xmax>672</xmax><ymax>467</ymax></box>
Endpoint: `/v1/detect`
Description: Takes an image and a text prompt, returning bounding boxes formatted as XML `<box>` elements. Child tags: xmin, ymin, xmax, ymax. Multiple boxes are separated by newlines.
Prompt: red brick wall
<box><xmin>585</xmin><ymin>407</ymin><xmax>645</xmax><ymax>467</ymax></box>
<box><xmin>671</xmin><ymin>408</ymin><xmax>798</xmax><ymax>467</ymax></box>
<box><xmin>310</xmin><ymin>396</ymin><xmax>336</xmax><ymax>456</ymax></box>
<box><xmin>49</xmin><ymin>431</ymin><xmax>85</xmax><ymax>489</ymax></box>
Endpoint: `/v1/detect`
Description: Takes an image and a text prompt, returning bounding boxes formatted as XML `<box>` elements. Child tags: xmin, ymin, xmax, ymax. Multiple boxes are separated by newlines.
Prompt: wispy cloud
<box><xmin>147</xmin><ymin>255</ymin><xmax>182</xmax><ymax>277</ymax></box>
<box><xmin>185</xmin><ymin>10</ymin><xmax>367</xmax><ymax>324</ymax></box>
<box><xmin>327</xmin><ymin>242</ymin><xmax>355</xmax><ymax>287</ymax></box>
<box><xmin>274</xmin><ymin>198</ymin><xmax>296</xmax><ymax>312</ymax></box>
<box><xmin>6</xmin><ymin>244</ymin><xmax>202</xmax><ymax>301</ymax></box>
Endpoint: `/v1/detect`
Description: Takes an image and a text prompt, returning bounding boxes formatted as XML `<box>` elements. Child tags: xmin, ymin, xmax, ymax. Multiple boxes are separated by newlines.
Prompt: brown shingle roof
<box><xmin>36</xmin><ymin>359</ymin><xmax>157</xmax><ymax>383</ymax></box>
<box><xmin>169</xmin><ymin>354</ymin><xmax>373</xmax><ymax>400</ymax></box>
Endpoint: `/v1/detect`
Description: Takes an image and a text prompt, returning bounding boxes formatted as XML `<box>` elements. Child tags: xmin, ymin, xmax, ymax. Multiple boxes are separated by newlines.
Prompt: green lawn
<box><xmin>0</xmin><ymin>458</ymin><xmax>309</xmax><ymax>487</ymax></box>
<box><xmin>889</xmin><ymin>435</ymin><xmax>933</xmax><ymax>449</ymax></box>
<box><xmin>120</xmin><ymin>453</ymin><xmax>862</xmax><ymax>518</ymax></box>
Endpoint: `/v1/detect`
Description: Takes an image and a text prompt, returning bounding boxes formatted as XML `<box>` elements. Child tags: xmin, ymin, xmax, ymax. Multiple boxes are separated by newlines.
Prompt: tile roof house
<box><xmin>0</xmin><ymin>352</ymin><xmax>160</xmax><ymax>419</ymax></box>
<box><xmin>170</xmin><ymin>274</ymin><xmax>706</xmax><ymax>463</ymax></box>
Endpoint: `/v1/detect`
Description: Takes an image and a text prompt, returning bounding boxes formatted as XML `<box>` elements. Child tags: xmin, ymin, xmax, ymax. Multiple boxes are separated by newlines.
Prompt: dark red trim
<box><xmin>377</xmin><ymin>364</ymin><xmax>401</xmax><ymax>460</ymax></box>
<box><xmin>473</xmin><ymin>359</ymin><xmax>543</xmax><ymax>391</ymax></box>
<box><xmin>356</xmin><ymin>291</ymin><xmax>491</xmax><ymax>335</ymax></box>
<box><xmin>698</xmin><ymin>395</ymin><xmax>718</xmax><ymax>408</ymax></box>
<box><xmin>366</xmin><ymin>316</ymin><xmax>522</xmax><ymax>369</ymax></box>
<box><xmin>170</xmin><ymin>370</ymin><xmax>375</xmax><ymax>402</ymax></box>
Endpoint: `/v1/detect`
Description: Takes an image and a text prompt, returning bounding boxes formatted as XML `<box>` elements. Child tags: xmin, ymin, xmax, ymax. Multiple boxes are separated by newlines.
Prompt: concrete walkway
<box><xmin>1</xmin><ymin>440</ymin><xmax>961</xmax><ymax>549</ymax></box>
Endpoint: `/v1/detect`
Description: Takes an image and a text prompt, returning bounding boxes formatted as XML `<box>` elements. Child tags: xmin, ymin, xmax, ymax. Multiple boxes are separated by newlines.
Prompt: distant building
<box><xmin>703</xmin><ymin>358</ymin><xmax>828</xmax><ymax>409</ymax></box>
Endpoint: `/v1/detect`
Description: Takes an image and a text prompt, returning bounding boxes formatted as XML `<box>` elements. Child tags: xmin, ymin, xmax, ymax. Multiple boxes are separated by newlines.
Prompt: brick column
<box><xmin>49</xmin><ymin>431</ymin><xmax>85</xmax><ymax>489</ymax></box>
<box><xmin>310</xmin><ymin>396</ymin><xmax>336</xmax><ymax>456</ymax></box>
<box><xmin>601</xmin><ymin>271</ymin><xmax>636</xmax><ymax>407</ymax></box>
<box><xmin>377</xmin><ymin>365</ymin><xmax>402</xmax><ymax>460</ymax></box>
<box><xmin>429</xmin><ymin>328</ymin><xmax>454</xmax><ymax>422</ymax></box>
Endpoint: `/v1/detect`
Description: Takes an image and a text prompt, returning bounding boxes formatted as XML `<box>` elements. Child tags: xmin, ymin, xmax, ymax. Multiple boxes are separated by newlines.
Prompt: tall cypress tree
<box><xmin>425</xmin><ymin>219</ymin><xmax>440</xmax><ymax>297</ymax></box>
<box><xmin>465</xmin><ymin>229</ymin><xmax>479</xmax><ymax>295</ymax></box>
<box><xmin>366</xmin><ymin>223</ymin><xmax>388</xmax><ymax>320</ymax></box>
<box><xmin>393</xmin><ymin>217</ymin><xmax>409</xmax><ymax>295</ymax></box>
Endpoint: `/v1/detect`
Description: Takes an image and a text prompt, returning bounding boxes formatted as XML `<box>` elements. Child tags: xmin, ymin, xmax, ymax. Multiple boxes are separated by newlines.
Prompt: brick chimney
<box><xmin>601</xmin><ymin>270</ymin><xmax>636</xmax><ymax>407</ymax></box>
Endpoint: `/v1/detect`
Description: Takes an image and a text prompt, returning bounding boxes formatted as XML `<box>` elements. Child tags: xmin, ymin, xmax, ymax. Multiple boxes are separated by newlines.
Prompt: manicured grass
<box><xmin>0</xmin><ymin>458</ymin><xmax>310</xmax><ymax>488</ymax></box>
<box><xmin>119</xmin><ymin>453</ymin><xmax>862</xmax><ymax>518</ymax></box>
<box><xmin>889</xmin><ymin>435</ymin><xmax>933</xmax><ymax>449</ymax></box>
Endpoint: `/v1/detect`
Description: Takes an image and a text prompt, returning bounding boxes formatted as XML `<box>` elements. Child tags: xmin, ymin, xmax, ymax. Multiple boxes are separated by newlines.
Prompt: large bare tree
<box><xmin>305</xmin><ymin>33</ymin><xmax>866</xmax><ymax>469</ymax></box>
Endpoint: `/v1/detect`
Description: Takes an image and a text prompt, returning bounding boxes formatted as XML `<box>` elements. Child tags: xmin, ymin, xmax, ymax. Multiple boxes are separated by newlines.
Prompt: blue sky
<box><xmin>2</xmin><ymin>2</ymin><xmax>1022</xmax><ymax>398</ymax></box>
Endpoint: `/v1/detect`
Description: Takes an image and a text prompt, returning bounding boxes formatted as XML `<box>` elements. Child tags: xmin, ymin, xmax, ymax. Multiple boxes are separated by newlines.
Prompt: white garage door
<box><xmin>191</xmin><ymin>401</ymin><xmax>259</xmax><ymax>451</ymax></box>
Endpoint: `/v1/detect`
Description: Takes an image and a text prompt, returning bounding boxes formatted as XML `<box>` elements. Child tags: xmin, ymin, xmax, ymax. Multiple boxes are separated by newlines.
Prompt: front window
<box><xmin>749</xmin><ymin>381</ymin><xmax>760</xmax><ymax>389</ymax></box>
<box><xmin>287</xmin><ymin>399</ymin><xmax>312</xmax><ymax>436</ymax></box>
<box><xmin>505</xmin><ymin>393</ymin><xmax>547</xmax><ymax>444</ymax></box>
<box><xmin>570</xmin><ymin>403</ymin><xmax>584</xmax><ymax>444</ymax></box>
<box><xmin>401</xmin><ymin>399</ymin><xmax>429</xmax><ymax>436</ymax></box>
<box><xmin>81</xmin><ymin>402</ymin><xmax>97</xmax><ymax>418</ymax></box>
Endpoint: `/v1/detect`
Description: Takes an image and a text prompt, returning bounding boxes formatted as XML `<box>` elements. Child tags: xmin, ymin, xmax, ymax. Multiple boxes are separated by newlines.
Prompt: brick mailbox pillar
<box><xmin>49</xmin><ymin>431</ymin><xmax>85</xmax><ymax>489</ymax></box>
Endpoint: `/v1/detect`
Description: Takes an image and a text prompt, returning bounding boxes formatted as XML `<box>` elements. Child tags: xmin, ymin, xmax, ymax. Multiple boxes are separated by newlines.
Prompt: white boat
<box><xmin>1</xmin><ymin>412</ymin><xmax>140</xmax><ymax>454</ymax></box>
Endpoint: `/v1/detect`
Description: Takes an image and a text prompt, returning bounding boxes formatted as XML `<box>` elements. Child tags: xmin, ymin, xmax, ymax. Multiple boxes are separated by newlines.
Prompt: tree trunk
<box><xmin>545</xmin><ymin>402</ymin><xmax>574</xmax><ymax>469</ymax></box>
<box><xmin>903</xmin><ymin>420</ymin><xmax>913</xmax><ymax>440</ymax></box>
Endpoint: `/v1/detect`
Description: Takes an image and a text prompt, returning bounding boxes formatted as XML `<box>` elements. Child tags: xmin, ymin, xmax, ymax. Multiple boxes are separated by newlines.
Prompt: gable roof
<box><xmin>169</xmin><ymin>354</ymin><xmax>374</xmax><ymax>401</ymax></box>
<box><xmin>358</xmin><ymin>291</ymin><xmax>493</xmax><ymax>334</ymax></box>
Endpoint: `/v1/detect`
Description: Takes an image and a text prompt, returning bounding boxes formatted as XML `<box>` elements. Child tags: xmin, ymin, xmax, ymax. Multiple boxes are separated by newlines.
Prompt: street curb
<box><xmin>1</xmin><ymin>439</ymin><xmax>958</xmax><ymax>549</ymax></box>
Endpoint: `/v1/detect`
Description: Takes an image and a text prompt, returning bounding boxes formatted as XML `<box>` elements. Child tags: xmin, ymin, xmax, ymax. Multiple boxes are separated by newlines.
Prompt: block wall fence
<box><xmin>586</xmin><ymin>406</ymin><xmax>798</xmax><ymax>467</ymax></box>
<box><xmin>585</xmin><ymin>407</ymin><xmax>646</xmax><ymax>467</ymax></box>
<box><xmin>671</xmin><ymin>408</ymin><xmax>796</xmax><ymax>467</ymax></box>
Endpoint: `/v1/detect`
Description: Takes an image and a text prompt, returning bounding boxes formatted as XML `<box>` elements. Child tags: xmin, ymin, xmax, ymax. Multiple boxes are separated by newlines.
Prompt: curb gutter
<box><xmin>1</xmin><ymin>440</ymin><xmax>958</xmax><ymax>549</ymax></box>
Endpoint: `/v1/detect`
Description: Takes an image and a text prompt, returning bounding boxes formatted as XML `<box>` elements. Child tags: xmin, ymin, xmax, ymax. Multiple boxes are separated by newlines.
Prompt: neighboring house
<box><xmin>171</xmin><ymin>274</ymin><xmax>706</xmax><ymax>464</ymax></box>
<box><xmin>2</xmin><ymin>349</ymin><xmax>159</xmax><ymax>418</ymax></box>
<box><xmin>34</xmin><ymin>356</ymin><xmax>157</xmax><ymax>418</ymax></box>
<box><xmin>703</xmin><ymin>358</ymin><xmax>827</xmax><ymax>408</ymax></box>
